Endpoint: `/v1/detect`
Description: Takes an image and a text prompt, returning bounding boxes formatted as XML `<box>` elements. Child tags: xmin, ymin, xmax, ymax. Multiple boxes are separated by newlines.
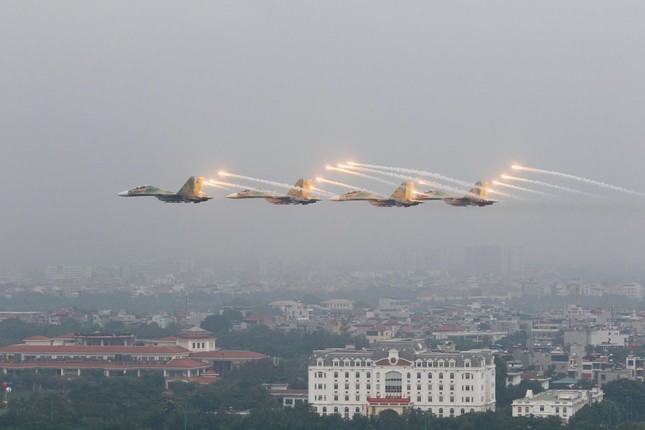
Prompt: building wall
<box><xmin>308</xmin><ymin>342</ymin><xmax>496</xmax><ymax>418</ymax></box>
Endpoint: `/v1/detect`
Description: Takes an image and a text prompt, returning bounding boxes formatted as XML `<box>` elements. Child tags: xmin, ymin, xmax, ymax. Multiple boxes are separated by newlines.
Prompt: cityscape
<box><xmin>4</xmin><ymin>1</ymin><xmax>645</xmax><ymax>429</ymax></box>
<box><xmin>0</xmin><ymin>252</ymin><xmax>644</xmax><ymax>427</ymax></box>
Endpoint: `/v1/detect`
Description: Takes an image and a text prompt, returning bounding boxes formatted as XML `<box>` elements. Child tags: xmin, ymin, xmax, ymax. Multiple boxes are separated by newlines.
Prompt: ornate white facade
<box><xmin>308</xmin><ymin>340</ymin><xmax>496</xmax><ymax>418</ymax></box>
<box><xmin>512</xmin><ymin>389</ymin><xmax>603</xmax><ymax>423</ymax></box>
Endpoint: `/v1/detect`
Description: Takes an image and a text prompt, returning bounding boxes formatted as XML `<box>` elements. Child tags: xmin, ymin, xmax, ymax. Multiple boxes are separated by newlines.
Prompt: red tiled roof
<box><xmin>0</xmin><ymin>345</ymin><xmax>189</xmax><ymax>355</ymax></box>
<box><xmin>190</xmin><ymin>350</ymin><xmax>268</xmax><ymax>360</ymax></box>
<box><xmin>24</xmin><ymin>336</ymin><xmax>50</xmax><ymax>341</ymax></box>
<box><xmin>166</xmin><ymin>358</ymin><xmax>211</xmax><ymax>369</ymax></box>
<box><xmin>0</xmin><ymin>361</ymin><xmax>206</xmax><ymax>371</ymax></box>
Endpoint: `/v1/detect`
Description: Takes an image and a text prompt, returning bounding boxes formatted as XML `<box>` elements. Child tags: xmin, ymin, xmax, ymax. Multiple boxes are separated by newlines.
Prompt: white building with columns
<box><xmin>308</xmin><ymin>339</ymin><xmax>496</xmax><ymax>418</ymax></box>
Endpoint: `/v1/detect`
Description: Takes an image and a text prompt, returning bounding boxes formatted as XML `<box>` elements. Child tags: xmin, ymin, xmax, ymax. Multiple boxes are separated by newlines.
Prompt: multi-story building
<box><xmin>512</xmin><ymin>389</ymin><xmax>603</xmax><ymax>422</ymax></box>
<box><xmin>308</xmin><ymin>339</ymin><xmax>496</xmax><ymax>418</ymax></box>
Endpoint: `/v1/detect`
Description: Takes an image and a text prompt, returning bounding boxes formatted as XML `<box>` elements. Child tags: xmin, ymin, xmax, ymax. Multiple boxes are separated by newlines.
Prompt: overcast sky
<box><xmin>2</xmin><ymin>1</ymin><xmax>645</xmax><ymax>273</ymax></box>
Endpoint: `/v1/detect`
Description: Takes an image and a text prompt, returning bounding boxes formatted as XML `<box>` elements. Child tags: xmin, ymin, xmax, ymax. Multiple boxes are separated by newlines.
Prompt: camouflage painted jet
<box><xmin>421</xmin><ymin>181</ymin><xmax>497</xmax><ymax>207</ymax></box>
<box><xmin>226</xmin><ymin>179</ymin><xmax>321</xmax><ymax>205</ymax></box>
<box><xmin>330</xmin><ymin>181</ymin><xmax>425</xmax><ymax>207</ymax></box>
<box><xmin>118</xmin><ymin>176</ymin><xmax>213</xmax><ymax>203</ymax></box>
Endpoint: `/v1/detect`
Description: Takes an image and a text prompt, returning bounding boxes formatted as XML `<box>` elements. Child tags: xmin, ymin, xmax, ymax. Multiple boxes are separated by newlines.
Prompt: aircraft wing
<box><xmin>155</xmin><ymin>194</ymin><xmax>186</xmax><ymax>203</ymax></box>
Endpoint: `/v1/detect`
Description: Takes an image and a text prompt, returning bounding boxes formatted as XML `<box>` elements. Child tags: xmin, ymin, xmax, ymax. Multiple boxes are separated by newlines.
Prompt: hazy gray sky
<box><xmin>3</xmin><ymin>1</ymin><xmax>645</xmax><ymax>272</ymax></box>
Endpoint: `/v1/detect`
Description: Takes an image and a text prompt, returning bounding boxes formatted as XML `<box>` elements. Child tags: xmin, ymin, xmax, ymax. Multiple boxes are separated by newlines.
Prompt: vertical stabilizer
<box><xmin>302</xmin><ymin>179</ymin><xmax>313</xmax><ymax>199</ymax></box>
<box><xmin>195</xmin><ymin>177</ymin><xmax>205</xmax><ymax>196</ymax></box>
<box><xmin>390</xmin><ymin>182</ymin><xmax>409</xmax><ymax>201</ymax></box>
<box><xmin>178</xmin><ymin>176</ymin><xmax>197</xmax><ymax>197</ymax></box>
<box><xmin>287</xmin><ymin>178</ymin><xmax>305</xmax><ymax>198</ymax></box>
<box><xmin>468</xmin><ymin>181</ymin><xmax>489</xmax><ymax>198</ymax></box>
<box><xmin>405</xmin><ymin>181</ymin><xmax>415</xmax><ymax>201</ymax></box>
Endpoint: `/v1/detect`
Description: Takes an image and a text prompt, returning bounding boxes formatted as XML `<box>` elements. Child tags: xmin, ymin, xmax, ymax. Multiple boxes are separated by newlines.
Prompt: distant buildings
<box><xmin>0</xmin><ymin>328</ymin><xmax>267</xmax><ymax>387</ymax></box>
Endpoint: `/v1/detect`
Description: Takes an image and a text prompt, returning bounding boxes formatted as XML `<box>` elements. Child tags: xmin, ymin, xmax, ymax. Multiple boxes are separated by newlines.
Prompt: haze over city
<box><xmin>3</xmin><ymin>1</ymin><xmax>645</xmax><ymax>275</ymax></box>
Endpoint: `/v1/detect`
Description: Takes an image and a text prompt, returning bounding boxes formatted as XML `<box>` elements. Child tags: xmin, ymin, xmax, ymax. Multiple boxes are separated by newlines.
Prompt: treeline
<box><xmin>2</xmin><ymin>369</ymin><xmax>645</xmax><ymax>430</ymax></box>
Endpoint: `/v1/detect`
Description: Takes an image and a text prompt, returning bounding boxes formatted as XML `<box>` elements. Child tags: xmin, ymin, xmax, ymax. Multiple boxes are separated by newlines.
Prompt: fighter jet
<box><xmin>422</xmin><ymin>181</ymin><xmax>497</xmax><ymax>207</ymax></box>
<box><xmin>226</xmin><ymin>179</ymin><xmax>321</xmax><ymax>205</ymax></box>
<box><xmin>330</xmin><ymin>181</ymin><xmax>425</xmax><ymax>207</ymax></box>
<box><xmin>118</xmin><ymin>176</ymin><xmax>213</xmax><ymax>203</ymax></box>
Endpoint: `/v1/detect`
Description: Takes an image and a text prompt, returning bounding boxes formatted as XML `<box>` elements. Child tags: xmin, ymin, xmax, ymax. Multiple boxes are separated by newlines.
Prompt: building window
<box><xmin>334</xmin><ymin>372</ymin><xmax>338</xmax><ymax>379</ymax></box>
<box><xmin>367</xmin><ymin>372</ymin><xmax>371</xmax><ymax>378</ymax></box>
<box><xmin>428</xmin><ymin>373</ymin><xmax>433</xmax><ymax>379</ymax></box>
<box><xmin>334</xmin><ymin>407</ymin><xmax>338</xmax><ymax>414</ymax></box>
<box><xmin>439</xmin><ymin>408</ymin><xmax>443</xmax><ymax>418</ymax></box>
<box><xmin>450</xmin><ymin>408</ymin><xmax>455</xmax><ymax>417</ymax></box>
<box><xmin>460</xmin><ymin>408</ymin><xmax>465</xmax><ymax>415</ymax></box>
<box><xmin>540</xmin><ymin>405</ymin><xmax>544</xmax><ymax>412</ymax></box>
<box><xmin>345</xmin><ymin>372</ymin><xmax>349</xmax><ymax>379</ymax></box>
<box><xmin>428</xmin><ymin>395</ymin><xmax>432</xmax><ymax>402</ymax></box>
<box><xmin>385</xmin><ymin>371</ymin><xmax>402</xmax><ymax>397</ymax></box>
<box><xmin>322</xmin><ymin>407</ymin><xmax>327</xmax><ymax>415</ymax></box>
<box><xmin>356</xmin><ymin>372</ymin><xmax>360</xmax><ymax>378</ymax></box>
<box><xmin>439</xmin><ymin>373</ymin><xmax>444</xmax><ymax>379</ymax></box>
<box><xmin>417</xmin><ymin>372</ymin><xmax>422</xmax><ymax>379</ymax></box>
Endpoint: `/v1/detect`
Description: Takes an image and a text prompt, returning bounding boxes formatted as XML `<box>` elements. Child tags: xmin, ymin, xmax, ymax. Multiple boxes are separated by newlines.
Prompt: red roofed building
<box><xmin>0</xmin><ymin>328</ymin><xmax>267</xmax><ymax>385</ymax></box>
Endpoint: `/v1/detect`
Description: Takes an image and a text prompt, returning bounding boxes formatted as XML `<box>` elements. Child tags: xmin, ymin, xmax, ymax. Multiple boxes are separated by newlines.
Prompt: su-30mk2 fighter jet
<box><xmin>330</xmin><ymin>181</ymin><xmax>426</xmax><ymax>207</ymax></box>
<box><xmin>423</xmin><ymin>181</ymin><xmax>497</xmax><ymax>207</ymax></box>
<box><xmin>226</xmin><ymin>179</ymin><xmax>321</xmax><ymax>205</ymax></box>
<box><xmin>118</xmin><ymin>176</ymin><xmax>213</xmax><ymax>203</ymax></box>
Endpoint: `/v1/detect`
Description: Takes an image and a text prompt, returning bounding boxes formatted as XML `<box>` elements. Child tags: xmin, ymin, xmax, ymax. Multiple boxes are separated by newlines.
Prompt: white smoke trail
<box><xmin>218</xmin><ymin>172</ymin><xmax>331</xmax><ymax>197</ymax></box>
<box><xmin>207</xmin><ymin>180</ymin><xmax>256</xmax><ymax>190</ymax></box>
<box><xmin>342</xmin><ymin>164</ymin><xmax>470</xmax><ymax>196</ymax></box>
<box><xmin>316</xmin><ymin>177</ymin><xmax>380</xmax><ymax>195</ymax></box>
<box><xmin>501</xmin><ymin>175</ymin><xmax>601</xmax><ymax>198</ymax></box>
<box><xmin>204</xmin><ymin>182</ymin><xmax>232</xmax><ymax>189</ymax></box>
<box><xmin>347</xmin><ymin>162</ymin><xmax>474</xmax><ymax>188</ymax></box>
<box><xmin>493</xmin><ymin>181</ymin><xmax>555</xmax><ymax>197</ymax></box>
<box><xmin>326</xmin><ymin>166</ymin><xmax>398</xmax><ymax>187</ymax></box>
<box><xmin>511</xmin><ymin>165</ymin><xmax>645</xmax><ymax>197</ymax></box>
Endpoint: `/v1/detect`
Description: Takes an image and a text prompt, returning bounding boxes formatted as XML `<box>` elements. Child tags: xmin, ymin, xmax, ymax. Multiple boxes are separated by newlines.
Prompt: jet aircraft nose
<box><xmin>118</xmin><ymin>190</ymin><xmax>130</xmax><ymax>196</ymax></box>
<box><xmin>329</xmin><ymin>196</ymin><xmax>341</xmax><ymax>201</ymax></box>
<box><xmin>226</xmin><ymin>192</ymin><xmax>240</xmax><ymax>199</ymax></box>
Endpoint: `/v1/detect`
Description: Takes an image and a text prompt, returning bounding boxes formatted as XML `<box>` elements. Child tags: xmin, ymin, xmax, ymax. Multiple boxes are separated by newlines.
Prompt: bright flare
<box><xmin>492</xmin><ymin>181</ymin><xmax>554</xmax><ymax>197</ymax></box>
<box><xmin>316</xmin><ymin>177</ymin><xmax>378</xmax><ymax>194</ymax></box>
<box><xmin>327</xmin><ymin>165</ymin><xmax>398</xmax><ymax>187</ymax></box>
<box><xmin>346</xmin><ymin>161</ymin><xmax>474</xmax><ymax>188</ymax></box>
